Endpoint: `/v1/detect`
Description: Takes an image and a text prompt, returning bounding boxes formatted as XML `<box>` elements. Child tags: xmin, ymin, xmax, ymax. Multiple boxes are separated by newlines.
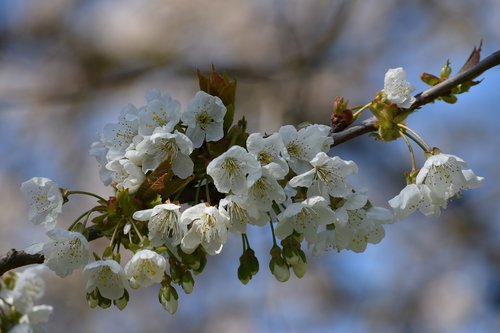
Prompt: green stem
<box><xmin>68</xmin><ymin>208</ymin><xmax>94</xmax><ymax>231</ymax></box>
<box><xmin>109</xmin><ymin>223</ymin><xmax>120</xmax><ymax>247</ymax></box>
<box><xmin>269</xmin><ymin>221</ymin><xmax>278</xmax><ymax>247</ymax></box>
<box><xmin>243</xmin><ymin>233</ymin><xmax>251</xmax><ymax>249</ymax></box>
<box><xmin>400</xmin><ymin>131</ymin><xmax>417</xmax><ymax>171</ymax></box>
<box><xmin>402</xmin><ymin>130</ymin><xmax>429</xmax><ymax>153</ymax></box>
<box><xmin>397</xmin><ymin>124</ymin><xmax>431</xmax><ymax>151</ymax></box>
<box><xmin>204</xmin><ymin>177</ymin><xmax>211</xmax><ymax>204</ymax></box>
<box><xmin>195</xmin><ymin>180</ymin><xmax>202</xmax><ymax>204</ymax></box>
<box><xmin>352</xmin><ymin>102</ymin><xmax>372</xmax><ymax>120</ymax></box>
<box><xmin>241</xmin><ymin>234</ymin><xmax>247</xmax><ymax>252</ymax></box>
<box><xmin>66</xmin><ymin>190</ymin><xmax>107</xmax><ymax>202</ymax></box>
<box><xmin>129</xmin><ymin>219</ymin><xmax>144</xmax><ymax>243</ymax></box>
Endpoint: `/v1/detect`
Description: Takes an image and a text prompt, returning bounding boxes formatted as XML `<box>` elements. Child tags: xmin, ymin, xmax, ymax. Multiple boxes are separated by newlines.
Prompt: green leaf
<box><xmin>136</xmin><ymin>159</ymin><xmax>174</xmax><ymax>200</ymax></box>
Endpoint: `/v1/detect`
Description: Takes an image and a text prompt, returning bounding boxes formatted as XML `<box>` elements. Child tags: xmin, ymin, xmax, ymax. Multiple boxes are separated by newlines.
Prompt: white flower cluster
<box><xmin>389</xmin><ymin>153</ymin><xmax>483</xmax><ymax>219</ymax></box>
<box><xmin>90</xmin><ymin>90</ymin><xmax>226</xmax><ymax>193</ymax></box>
<box><xmin>0</xmin><ymin>267</ymin><xmax>52</xmax><ymax>333</ymax></box>
<box><xmin>17</xmin><ymin>76</ymin><xmax>485</xmax><ymax>315</ymax></box>
<box><xmin>128</xmin><ymin>119</ymin><xmax>393</xmax><ymax>255</ymax></box>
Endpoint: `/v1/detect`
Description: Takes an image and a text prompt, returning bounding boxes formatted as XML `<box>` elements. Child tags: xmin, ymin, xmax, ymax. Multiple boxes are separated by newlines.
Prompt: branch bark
<box><xmin>331</xmin><ymin>49</ymin><xmax>500</xmax><ymax>147</ymax></box>
<box><xmin>0</xmin><ymin>227</ymin><xmax>101</xmax><ymax>276</ymax></box>
<box><xmin>0</xmin><ymin>249</ymin><xmax>44</xmax><ymax>276</ymax></box>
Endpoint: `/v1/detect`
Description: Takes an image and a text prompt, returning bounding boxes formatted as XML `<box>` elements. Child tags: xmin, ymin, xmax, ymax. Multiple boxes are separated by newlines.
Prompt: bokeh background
<box><xmin>1</xmin><ymin>1</ymin><xmax>500</xmax><ymax>332</ymax></box>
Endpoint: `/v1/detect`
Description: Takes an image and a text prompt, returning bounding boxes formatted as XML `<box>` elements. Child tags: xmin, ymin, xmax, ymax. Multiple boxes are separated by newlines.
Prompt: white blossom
<box><xmin>207</xmin><ymin>145</ymin><xmax>261</xmax><ymax>195</ymax></box>
<box><xmin>83</xmin><ymin>260</ymin><xmax>128</xmax><ymax>300</ymax></box>
<box><xmin>138</xmin><ymin>89</ymin><xmax>181</xmax><ymax>136</ymax></box>
<box><xmin>10</xmin><ymin>267</ymin><xmax>46</xmax><ymax>314</ymax></box>
<box><xmin>289</xmin><ymin>152</ymin><xmax>357</xmax><ymax>199</ymax></box>
<box><xmin>279</xmin><ymin>124</ymin><xmax>333</xmax><ymax>174</ymax></box>
<box><xmin>332</xmin><ymin>191</ymin><xmax>369</xmax><ymax>226</ymax></box>
<box><xmin>124</xmin><ymin>250</ymin><xmax>167</xmax><ymax>289</ymax></box>
<box><xmin>275</xmin><ymin>196</ymin><xmax>336</xmax><ymax>244</ymax></box>
<box><xmin>383</xmin><ymin>67</ymin><xmax>416</xmax><ymax>108</ymax></box>
<box><xmin>89</xmin><ymin>138</ymin><xmax>114</xmax><ymax>186</ymax></box>
<box><xmin>21</xmin><ymin>177</ymin><xmax>63</xmax><ymax>230</ymax></box>
<box><xmin>105</xmin><ymin>158</ymin><xmax>145</xmax><ymax>194</ymax></box>
<box><xmin>334</xmin><ymin>206</ymin><xmax>393</xmax><ymax>253</ymax></box>
<box><xmin>389</xmin><ymin>183</ymin><xmax>447</xmax><ymax>219</ymax></box>
<box><xmin>180</xmin><ymin>203</ymin><xmax>229</xmax><ymax>255</ymax></box>
<box><xmin>246</xmin><ymin>164</ymin><xmax>287</xmax><ymax>212</ymax></box>
<box><xmin>219</xmin><ymin>195</ymin><xmax>269</xmax><ymax>233</ymax></box>
<box><xmin>102</xmin><ymin>104</ymin><xmax>139</xmax><ymax>160</ymax></box>
<box><xmin>135</xmin><ymin>128</ymin><xmax>194</xmax><ymax>178</ymax></box>
<box><xmin>133</xmin><ymin>203</ymin><xmax>185</xmax><ymax>246</ymax></box>
<box><xmin>246</xmin><ymin>132</ymin><xmax>289</xmax><ymax>175</ymax></box>
<box><xmin>181</xmin><ymin>91</ymin><xmax>227</xmax><ymax>148</ymax></box>
<box><xmin>416</xmin><ymin>152</ymin><xmax>483</xmax><ymax>200</ymax></box>
<box><xmin>41</xmin><ymin>229</ymin><xmax>90</xmax><ymax>278</ymax></box>
<box><xmin>390</xmin><ymin>153</ymin><xmax>483</xmax><ymax>220</ymax></box>
<box><xmin>314</xmin><ymin>206</ymin><xmax>394</xmax><ymax>255</ymax></box>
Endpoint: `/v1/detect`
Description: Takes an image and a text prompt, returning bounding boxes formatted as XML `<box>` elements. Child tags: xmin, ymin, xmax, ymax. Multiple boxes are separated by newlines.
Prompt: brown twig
<box><xmin>0</xmin><ymin>227</ymin><xmax>101</xmax><ymax>276</ymax></box>
<box><xmin>331</xmin><ymin>49</ymin><xmax>500</xmax><ymax>147</ymax></box>
<box><xmin>0</xmin><ymin>249</ymin><xmax>44</xmax><ymax>276</ymax></box>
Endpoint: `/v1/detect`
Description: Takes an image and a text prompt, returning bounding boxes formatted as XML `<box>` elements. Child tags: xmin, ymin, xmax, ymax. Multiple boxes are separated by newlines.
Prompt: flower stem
<box><xmin>68</xmin><ymin>208</ymin><xmax>95</xmax><ymax>231</ymax></box>
<box><xmin>269</xmin><ymin>221</ymin><xmax>278</xmax><ymax>247</ymax></box>
<box><xmin>195</xmin><ymin>180</ymin><xmax>202</xmax><ymax>204</ymax></box>
<box><xmin>66</xmin><ymin>190</ymin><xmax>107</xmax><ymax>202</ymax></box>
<box><xmin>399</xmin><ymin>131</ymin><xmax>417</xmax><ymax>171</ymax></box>
<box><xmin>204</xmin><ymin>177</ymin><xmax>211</xmax><ymax>204</ymax></box>
<box><xmin>241</xmin><ymin>234</ymin><xmax>247</xmax><ymax>252</ymax></box>
<box><xmin>109</xmin><ymin>222</ymin><xmax>120</xmax><ymax>248</ymax></box>
<box><xmin>129</xmin><ymin>219</ymin><xmax>144</xmax><ymax>243</ymax></box>
<box><xmin>397</xmin><ymin>124</ymin><xmax>431</xmax><ymax>151</ymax></box>
<box><xmin>243</xmin><ymin>233</ymin><xmax>251</xmax><ymax>249</ymax></box>
<box><xmin>402</xmin><ymin>130</ymin><xmax>429</xmax><ymax>153</ymax></box>
<box><xmin>352</xmin><ymin>102</ymin><xmax>372</xmax><ymax>120</ymax></box>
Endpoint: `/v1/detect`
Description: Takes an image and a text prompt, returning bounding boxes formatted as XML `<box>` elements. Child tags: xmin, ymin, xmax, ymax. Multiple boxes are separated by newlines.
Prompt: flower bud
<box><xmin>269</xmin><ymin>257</ymin><xmax>290</xmax><ymax>283</ymax></box>
<box><xmin>159</xmin><ymin>285</ymin><xmax>179</xmax><ymax>314</ymax></box>
<box><xmin>181</xmin><ymin>272</ymin><xmax>194</xmax><ymax>294</ymax></box>
<box><xmin>237</xmin><ymin>264</ymin><xmax>251</xmax><ymax>285</ymax></box>
<box><xmin>292</xmin><ymin>257</ymin><xmax>307</xmax><ymax>278</ymax></box>
<box><xmin>440</xmin><ymin>60</ymin><xmax>452</xmax><ymax>79</ymax></box>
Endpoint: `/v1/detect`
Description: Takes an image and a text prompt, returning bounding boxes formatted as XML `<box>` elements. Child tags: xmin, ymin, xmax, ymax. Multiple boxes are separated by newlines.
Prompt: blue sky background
<box><xmin>1</xmin><ymin>1</ymin><xmax>500</xmax><ymax>332</ymax></box>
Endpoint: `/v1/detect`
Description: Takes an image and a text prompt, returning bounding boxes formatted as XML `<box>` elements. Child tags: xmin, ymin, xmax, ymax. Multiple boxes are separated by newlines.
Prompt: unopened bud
<box><xmin>181</xmin><ymin>272</ymin><xmax>194</xmax><ymax>294</ymax></box>
<box><xmin>159</xmin><ymin>285</ymin><xmax>179</xmax><ymax>314</ymax></box>
<box><xmin>237</xmin><ymin>264</ymin><xmax>251</xmax><ymax>285</ymax></box>
<box><xmin>292</xmin><ymin>257</ymin><xmax>307</xmax><ymax>278</ymax></box>
<box><xmin>269</xmin><ymin>257</ymin><xmax>290</xmax><ymax>283</ymax></box>
<box><xmin>440</xmin><ymin>60</ymin><xmax>452</xmax><ymax>79</ymax></box>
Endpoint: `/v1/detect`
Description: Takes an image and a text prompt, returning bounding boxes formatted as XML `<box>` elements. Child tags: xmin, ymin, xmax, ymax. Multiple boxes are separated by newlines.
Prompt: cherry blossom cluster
<box><xmin>15</xmin><ymin>63</ymin><xmax>483</xmax><ymax>317</ymax></box>
<box><xmin>0</xmin><ymin>267</ymin><xmax>52</xmax><ymax>333</ymax></box>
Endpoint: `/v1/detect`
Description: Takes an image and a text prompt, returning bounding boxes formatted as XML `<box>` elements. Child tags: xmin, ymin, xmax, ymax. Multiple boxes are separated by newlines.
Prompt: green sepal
<box><xmin>113</xmin><ymin>289</ymin><xmax>129</xmax><ymax>310</ymax></box>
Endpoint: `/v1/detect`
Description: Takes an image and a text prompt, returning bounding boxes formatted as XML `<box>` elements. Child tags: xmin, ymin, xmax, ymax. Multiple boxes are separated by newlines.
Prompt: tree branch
<box><xmin>331</xmin><ymin>49</ymin><xmax>500</xmax><ymax>147</ymax></box>
<box><xmin>0</xmin><ymin>249</ymin><xmax>44</xmax><ymax>276</ymax></box>
<box><xmin>0</xmin><ymin>227</ymin><xmax>102</xmax><ymax>276</ymax></box>
<box><xmin>2</xmin><ymin>49</ymin><xmax>500</xmax><ymax>276</ymax></box>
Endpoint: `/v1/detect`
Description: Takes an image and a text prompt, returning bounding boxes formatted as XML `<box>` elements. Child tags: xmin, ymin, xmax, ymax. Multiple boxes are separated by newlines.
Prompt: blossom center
<box><xmin>196</xmin><ymin>111</ymin><xmax>213</xmax><ymax>130</ymax></box>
